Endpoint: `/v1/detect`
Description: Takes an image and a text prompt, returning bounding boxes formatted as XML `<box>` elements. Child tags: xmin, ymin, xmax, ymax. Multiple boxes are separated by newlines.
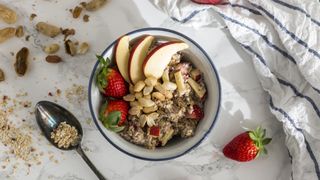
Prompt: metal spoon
<box><xmin>35</xmin><ymin>101</ymin><xmax>106</xmax><ymax>180</ymax></box>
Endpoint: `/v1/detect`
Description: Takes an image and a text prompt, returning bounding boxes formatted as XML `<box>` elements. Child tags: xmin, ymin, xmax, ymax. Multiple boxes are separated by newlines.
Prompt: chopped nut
<box><xmin>83</xmin><ymin>14</ymin><xmax>89</xmax><ymax>22</ymax></box>
<box><xmin>144</xmin><ymin>76</ymin><xmax>157</xmax><ymax>87</ymax></box>
<box><xmin>135</xmin><ymin>92</ymin><xmax>143</xmax><ymax>99</ymax></box>
<box><xmin>146</xmin><ymin>116</ymin><xmax>156</xmax><ymax>127</ymax></box>
<box><xmin>0</xmin><ymin>68</ymin><xmax>4</xmax><ymax>81</ymax></box>
<box><xmin>15</xmin><ymin>47</ymin><xmax>29</xmax><ymax>76</ymax></box>
<box><xmin>128</xmin><ymin>106</ymin><xmax>141</xmax><ymax>116</ymax></box>
<box><xmin>72</xmin><ymin>6</ymin><xmax>82</xmax><ymax>18</ymax></box>
<box><xmin>134</xmin><ymin>81</ymin><xmax>145</xmax><ymax>92</ymax></box>
<box><xmin>45</xmin><ymin>55</ymin><xmax>62</xmax><ymax>63</ymax></box>
<box><xmin>0</xmin><ymin>27</ymin><xmax>16</xmax><ymax>43</ymax></box>
<box><xmin>29</xmin><ymin>13</ymin><xmax>37</xmax><ymax>21</ymax></box>
<box><xmin>162</xmin><ymin>82</ymin><xmax>177</xmax><ymax>91</ymax></box>
<box><xmin>43</xmin><ymin>43</ymin><xmax>60</xmax><ymax>54</ymax></box>
<box><xmin>0</xmin><ymin>4</ymin><xmax>17</xmax><ymax>24</ymax></box>
<box><xmin>78</xmin><ymin>42</ymin><xmax>89</xmax><ymax>54</ymax></box>
<box><xmin>15</xmin><ymin>26</ymin><xmax>24</xmax><ymax>38</ymax></box>
<box><xmin>144</xmin><ymin>94</ymin><xmax>151</xmax><ymax>99</ymax></box>
<box><xmin>151</xmin><ymin>92</ymin><xmax>165</xmax><ymax>101</ymax></box>
<box><xmin>130</xmin><ymin>101</ymin><xmax>139</xmax><ymax>107</ymax></box>
<box><xmin>65</xmin><ymin>39</ymin><xmax>77</xmax><ymax>56</ymax></box>
<box><xmin>139</xmin><ymin>114</ymin><xmax>148</xmax><ymax>127</ymax></box>
<box><xmin>138</xmin><ymin>98</ymin><xmax>155</xmax><ymax>107</ymax></box>
<box><xmin>36</xmin><ymin>22</ymin><xmax>61</xmax><ymax>38</ymax></box>
<box><xmin>143</xmin><ymin>86</ymin><xmax>153</xmax><ymax>95</ymax></box>
<box><xmin>143</xmin><ymin>105</ymin><xmax>157</xmax><ymax>113</ymax></box>
<box><xmin>123</xmin><ymin>94</ymin><xmax>135</xmax><ymax>102</ymax></box>
<box><xmin>83</xmin><ymin>0</ymin><xmax>107</xmax><ymax>11</ymax></box>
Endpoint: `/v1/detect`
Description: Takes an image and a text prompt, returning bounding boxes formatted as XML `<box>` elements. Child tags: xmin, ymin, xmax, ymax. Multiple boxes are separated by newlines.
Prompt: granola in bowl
<box><xmin>96</xmin><ymin>34</ymin><xmax>207</xmax><ymax>149</ymax></box>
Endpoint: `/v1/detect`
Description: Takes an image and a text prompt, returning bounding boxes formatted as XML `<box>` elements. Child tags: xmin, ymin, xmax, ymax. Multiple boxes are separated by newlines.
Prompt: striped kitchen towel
<box><xmin>150</xmin><ymin>0</ymin><xmax>320</xmax><ymax>179</ymax></box>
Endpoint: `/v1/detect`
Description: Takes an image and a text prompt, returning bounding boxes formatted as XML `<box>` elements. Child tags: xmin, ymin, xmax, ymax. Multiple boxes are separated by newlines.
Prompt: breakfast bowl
<box><xmin>88</xmin><ymin>27</ymin><xmax>221</xmax><ymax>161</ymax></box>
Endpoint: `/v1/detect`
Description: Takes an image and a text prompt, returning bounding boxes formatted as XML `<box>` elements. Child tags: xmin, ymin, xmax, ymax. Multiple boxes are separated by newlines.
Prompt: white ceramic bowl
<box><xmin>88</xmin><ymin>28</ymin><xmax>221</xmax><ymax>161</ymax></box>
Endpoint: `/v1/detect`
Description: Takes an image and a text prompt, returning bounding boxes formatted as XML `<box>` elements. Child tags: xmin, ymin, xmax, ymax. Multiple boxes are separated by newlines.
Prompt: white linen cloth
<box><xmin>150</xmin><ymin>0</ymin><xmax>320</xmax><ymax>179</ymax></box>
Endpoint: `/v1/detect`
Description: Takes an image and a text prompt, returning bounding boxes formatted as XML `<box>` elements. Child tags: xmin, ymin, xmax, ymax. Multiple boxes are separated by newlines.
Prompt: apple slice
<box><xmin>143</xmin><ymin>41</ymin><xmax>189</xmax><ymax>79</ymax></box>
<box><xmin>129</xmin><ymin>35</ymin><xmax>154</xmax><ymax>84</ymax></box>
<box><xmin>114</xmin><ymin>36</ymin><xmax>130</xmax><ymax>82</ymax></box>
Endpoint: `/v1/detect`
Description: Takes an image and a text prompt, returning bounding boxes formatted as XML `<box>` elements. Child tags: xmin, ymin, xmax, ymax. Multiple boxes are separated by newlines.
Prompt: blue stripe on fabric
<box><xmin>218</xmin><ymin>12</ymin><xmax>296</xmax><ymax>64</ymax></box>
<box><xmin>287</xmin><ymin>149</ymin><xmax>294</xmax><ymax>180</ymax></box>
<box><xmin>272</xmin><ymin>0</ymin><xmax>320</xmax><ymax>27</ymax></box>
<box><xmin>269</xmin><ymin>98</ymin><xmax>320</xmax><ymax>179</ymax></box>
<box><xmin>170</xmin><ymin>8</ymin><xmax>209</xmax><ymax>23</ymax></box>
<box><xmin>229</xmin><ymin>3</ymin><xmax>262</xmax><ymax>15</ymax></box>
<box><xmin>250</xmin><ymin>3</ymin><xmax>320</xmax><ymax>60</ymax></box>
<box><xmin>240</xmin><ymin>43</ymin><xmax>266</xmax><ymax>65</ymax></box>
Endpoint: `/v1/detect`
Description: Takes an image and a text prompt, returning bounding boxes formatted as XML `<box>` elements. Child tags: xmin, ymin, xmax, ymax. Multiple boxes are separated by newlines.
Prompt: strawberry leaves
<box><xmin>96</xmin><ymin>55</ymin><xmax>111</xmax><ymax>93</ymax></box>
<box><xmin>248</xmin><ymin>126</ymin><xmax>272</xmax><ymax>157</ymax></box>
<box><xmin>99</xmin><ymin>102</ymin><xmax>124</xmax><ymax>133</ymax></box>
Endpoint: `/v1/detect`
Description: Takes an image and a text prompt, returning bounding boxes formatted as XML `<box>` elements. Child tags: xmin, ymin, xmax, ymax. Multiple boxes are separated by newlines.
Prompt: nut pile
<box><xmin>50</xmin><ymin>122</ymin><xmax>79</xmax><ymax>149</ymax></box>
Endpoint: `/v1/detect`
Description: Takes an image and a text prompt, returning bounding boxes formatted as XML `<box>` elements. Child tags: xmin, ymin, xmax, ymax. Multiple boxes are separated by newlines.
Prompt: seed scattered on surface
<box><xmin>0</xmin><ymin>27</ymin><xmax>16</xmax><ymax>43</ymax></box>
<box><xmin>83</xmin><ymin>0</ymin><xmax>107</xmax><ymax>11</ymax></box>
<box><xmin>36</xmin><ymin>22</ymin><xmax>61</xmax><ymax>38</ymax></box>
<box><xmin>29</xmin><ymin>13</ymin><xmax>37</xmax><ymax>21</ymax></box>
<box><xmin>0</xmin><ymin>4</ymin><xmax>17</xmax><ymax>24</ymax></box>
<box><xmin>0</xmin><ymin>68</ymin><xmax>4</xmax><ymax>81</ymax></box>
<box><xmin>45</xmin><ymin>55</ymin><xmax>62</xmax><ymax>63</ymax></box>
<box><xmin>83</xmin><ymin>14</ymin><xmax>89</xmax><ymax>22</ymax></box>
<box><xmin>65</xmin><ymin>39</ymin><xmax>77</xmax><ymax>56</ymax></box>
<box><xmin>15</xmin><ymin>47</ymin><xmax>29</xmax><ymax>76</ymax></box>
<box><xmin>77</xmin><ymin>42</ymin><xmax>89</xmax><ymax>54</ymax></box>
<box><xmin>15</xmin><ymin>25</ymin><xmax>24</xmax><ymax>38</ymax></box>
<box><xmin>50</xmin><ymin>122</ymin><xmax>79</xmax><ymax>149</ymax></box>
<box><xmin>72</xmin><ymin>6</ymin><xmax>82</xmax><ymax>18</ymax></box>
<box><xmin>43</xmin><ymin>43</ymin><xmax>60</xmax><ymax>54</ymax></box>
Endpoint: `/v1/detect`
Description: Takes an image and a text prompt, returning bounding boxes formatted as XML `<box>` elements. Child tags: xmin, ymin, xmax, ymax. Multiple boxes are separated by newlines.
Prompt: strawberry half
<box><xmin>99</xmin><ymin>99</ymin><xmax>129</xmax><ymax>132</ymax></box>
<box><xmin>187</xmin><ymin>105</ymin><xmax>204</xmax><ymax>120</ymax></box>
<box><xmin>223</xmin><ymin>127</ymin><xmax>272</xmax><ymax>162</ymax></box>
<box><xmin>191</xmin><ymin>0</ymin><xmax>221</xmax><ymax>5</ymax></box>
<box><xmin>97</xmin><ymin>55</ymin><xmax>128</xmax><ymax>98</ymax></box>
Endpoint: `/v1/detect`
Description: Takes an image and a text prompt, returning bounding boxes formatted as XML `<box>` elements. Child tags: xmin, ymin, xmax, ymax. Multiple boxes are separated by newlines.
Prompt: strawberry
<box><xmin>97</xmin><ymin>55</ymin><xmax>128</xmax><ymax>98</ymax></box>
<box><xmin>223</xmin><ymin>127</ymin><xmax>272</xmax><ymax>162</ymax></box>
<box><xmin>187</xmin><ymin>105</ymin><xmax>204</xmax><ymax>120</ymax></box>
<box><xmin>99</xmin><ymin>99</ymin><xmax>129</xmax><ymax>132</ymax></box>
<box><xmin>191</xmin><ymin>0</ymin><xmax>221</xmax><ymax>5</ymax></box>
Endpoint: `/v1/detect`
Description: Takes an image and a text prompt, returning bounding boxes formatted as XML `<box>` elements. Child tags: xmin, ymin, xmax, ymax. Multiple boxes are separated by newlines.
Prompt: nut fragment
<box><xmin>72</xmin><ymin>6</ymin><xmax>82</xmax><ymax>18</ymax></box>
<box><xmin>0</xmin><ymin>27</ymin><xmax>15</xmax><ymax>43</ymax></box>
<box><xmin>162</xmin><ymin>82</ymin><xmax>177</xmax><ymax>91</ymax></box>
<box><xmin>144</xmin><ymin>76</ymin><xmax>157</xmax><ymax>87</ymax></box>
<box><xmin>130</xmin><ymin>101</ymin><xmax>139</xmax><ymax>107</ymax></box>
<box><xmin>46</xmin><ymin>55</ymin><xmax>62</xmax><ymax>63</ymax></box>
<box><xmin>152</xmin><ymin>92</ymin><xmax>165</xmax><ymax>101</ymax></box>
<box><xmin>143</xmin><ymin>105</ymin><xmax>158</xmax><ymax>114</ymax></box>
<box><xmin>77</xmin><ymin>42</ymin><xmax>89</xmax><ymax>54</ymax></box>
<box><xmin>143</xmin><ymin>86</ymin><xmax>153</xmax><ymax>95</ymax></box>
<box><xmin>83</xmin><ymin>14</ymin><xmax>89</xmax><ymax>22</ymax></box>
<box><xmin>149</xmin><ymin>112</ymin><xmax>159</xmax><ymax>120</ymax></box>
<box><xmin>133</xmin><ymin>81</ymin><xmax>145</xmax><ymax>92</ymax></box>
<box><xmin>43</xmin><ymin>43</ymin><xmax>60</xmax><ymax>54</ymax></box>
<box><xmin>61</xmin><ymin>28</ymin><xmax>75</xmax><ymax>40</ymax></box>
<box><xmin>138</xmin><ymin>98</ymin><xmax>155</xmax><ymax>107</ymax></box>
<box><xmin>15</xmin><ymin>47</ymin><xmax>29</xmax><ymax>76</ymax></box>
<box><xmin>135</xmin><ymin>92</ymin><xmax>143</xmax><ymax>99</ymax></box>
<box><xmin>0</xmin><ymin>4</ymin><xmax>17</xmax><ymax>24</ymax></box>
<box><xmin>15</xmin><ymin>26</ymin><xmax>24</xmax><ymax>38</ymax></box>
<box><xmin>128</xmin><ymin>106</ymin><xmax>141</xmax><ymax>116</ymax></box>
<box><xmin>36</xmin><ymin>22</ymin><xmax>61</xmax><ymax>38</ymax></box>
<box><xmin>144</xmin><ymin>95</ymin><xmax>151</xmax><ymax>99</ymax></box>
<box><xmin>139</xmin><ymin>114</ymin><xmax>148</xmax><ymax>127</ymax></box>
<box><xmin>0</xmin><ymin>68</ymin><xmax>4</xmax><ymax>81</ymax></box>
<box><xmin>65</xmin><ymin>39</ymin><xmax>77</xmax><ymax>56</ymax></box>
<box><xmin>83</xmin><ymin>0</ymin><xmax>107</xmax><ymax>11</ymax></box>
<box><xmin>29</xmin><ymin>13</ymin><xmax>37</xmax><ymax>21</ymax></box>
<box><xmin>123</xmin><ymin>94</ymin><xmax>135</xmax><ymax>102</ymax></box>
<box><xmin>146</xmin><ymin>116</ymin><xmax>156</xmax><ymax>127</ymax></box>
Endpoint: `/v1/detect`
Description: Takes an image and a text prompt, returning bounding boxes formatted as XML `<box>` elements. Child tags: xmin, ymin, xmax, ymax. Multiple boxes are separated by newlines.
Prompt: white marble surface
<box><xmin>0</xmin><ymin>0</ymin><xmax>290</xmax><ymax>179</ymax></box>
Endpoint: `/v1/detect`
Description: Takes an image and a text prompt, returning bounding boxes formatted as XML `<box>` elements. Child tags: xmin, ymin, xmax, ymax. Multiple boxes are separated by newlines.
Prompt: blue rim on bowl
<box><xmin>88</xmin><ymin>27</ymin><xmax>221</xmax><ymax>161</ymax></box>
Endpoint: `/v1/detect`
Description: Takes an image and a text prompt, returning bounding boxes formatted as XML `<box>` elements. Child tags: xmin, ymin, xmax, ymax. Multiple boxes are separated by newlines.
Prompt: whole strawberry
<box><xmin>97</xmin><ymin>55</ymin><xmax>128</xmax><ymax>98</ymax></box>
<box><xmin>223</xmin><ymin>127</ymin><xmax>272</xmax><ymax>162</ymax></box>
<box><xmin>99</xmin><ymin>99</ymin><xmax>129</xmax><ymax>132</ymax></box>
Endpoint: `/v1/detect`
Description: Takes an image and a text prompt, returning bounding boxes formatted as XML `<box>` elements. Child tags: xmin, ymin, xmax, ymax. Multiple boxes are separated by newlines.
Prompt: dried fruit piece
<box><xmin>65</xmin><ymin>40</ymin><xmax>77</xmax><ymax>56</ymax></box>
<box><xmin>78</xmin><ymin>42</ymin><xmax>89</xmax><ymax>54</ymax></box>
<box><xmin>15</xmin><ymin>26</ymin><xmax>24</xmax><ymax>38</ymax></box>
<box><xmin>0</xmin><ymin>27</ymin><xmax>15</xmax><ymax>43</ymax></box>
<box><xmin>72</xmin><ymin>6</ymin><xmax>82</xmax><ymax>18</ymax></box>
<box><xmin>15</xmin><ymin>47</ymin><xmax>29</xmax><ymax>76</ymax></box>
<box><xmin>83</xmin><ymin>14</ymin><xmax>89</xmax><ymax>22</ymax></box>
<box><xmin>46</xmin><ymin>55</ymin><xmax>62</xmax><ymax>63</ymax></box>
<box><xmin>30</xmin><ymin>13</ymin><xmax>37</xmax><ymax>21</ymax></box>
<box><xmin>0</xmin><ymin>68</ymin><xmax>4</xmax><ymax>81</ymax></box>
<box><xmin>0</xmin><ymin>4</ymin><xmax>17</xmax><ymax>24</ymax></box>
<box><xmin>83</xmin><ymin>0</ymin><xmax>107</xmax><ymax>11</ymax></box>
<box><xmin>36</xmin><ymin>22</ymin><xmax>61</xmax><ymax>38</ymax></box>
<box><xmin>43</xmin><ymin>43</ymin><xmax>60</xmax><ymax>54</ymax></box>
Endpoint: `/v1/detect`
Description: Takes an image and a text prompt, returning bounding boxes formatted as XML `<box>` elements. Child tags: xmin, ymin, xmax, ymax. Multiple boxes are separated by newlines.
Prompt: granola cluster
<box><xmin>50</xmin><ymin>122</ymin><xmax>80</xmax><ymax>149</ymax></box>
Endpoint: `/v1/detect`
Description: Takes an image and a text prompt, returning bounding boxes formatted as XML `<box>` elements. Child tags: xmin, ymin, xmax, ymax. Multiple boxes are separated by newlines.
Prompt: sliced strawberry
<box><xmin>187</xmin><ymin>105</ymin><xmax>204</xmax><ymax>120</ymax></box>
<box><xmin>149</xmin><ymin>126</ymin><xmax>160</xmax><ymax>137</ymax></box>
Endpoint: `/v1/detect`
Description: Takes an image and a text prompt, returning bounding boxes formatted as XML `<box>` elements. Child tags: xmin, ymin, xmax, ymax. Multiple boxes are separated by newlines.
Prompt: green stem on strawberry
<box><xmin>96</xmin><ymin>55</ymin><xmax>111</xmax><ymax>93</ymax></box>
<box><xmin>99</xmin><ymin>102</ymin><xmax>124</xmax><ymax>133</ymax></box>
<box><xmin>248</xmin><ymin>126</ymin><xmax>272</xmax><ymax>157</ymax></box>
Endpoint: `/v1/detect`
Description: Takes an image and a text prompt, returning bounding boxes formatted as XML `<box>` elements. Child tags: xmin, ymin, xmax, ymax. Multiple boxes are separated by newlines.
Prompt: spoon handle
<box><xmin>76</xmin><ymin>146</ymin><xmax>106</xmax><ymax>180</ymax></box>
